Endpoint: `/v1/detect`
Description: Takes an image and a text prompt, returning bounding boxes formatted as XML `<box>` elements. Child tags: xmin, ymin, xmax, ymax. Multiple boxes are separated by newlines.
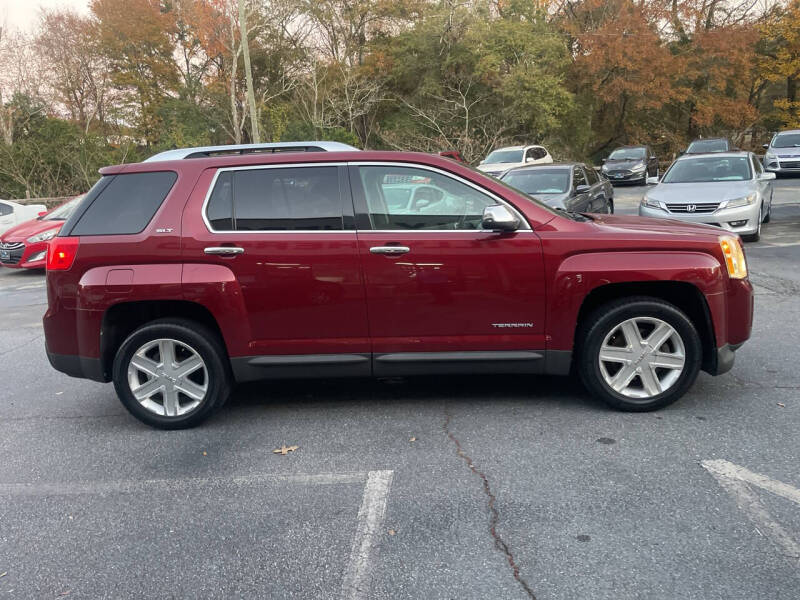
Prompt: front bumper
<box><xmin>603</xmin><ymin>169</ymin><xmax>647</xmax><ymax>183</ymax></box>
<box><xmin>764</xmin><ymin>158</ymin><xmax>800</xmax><ymax>173</ymax></box>
<box><xmin>0</xmin><ymin>240</ymin><xmax>48</xmax><ymax>269</ymax></box>
<box><xmin>639</xmin><ymin>202</ymin><xmax>761</xmax><ymax>236</ymax></box>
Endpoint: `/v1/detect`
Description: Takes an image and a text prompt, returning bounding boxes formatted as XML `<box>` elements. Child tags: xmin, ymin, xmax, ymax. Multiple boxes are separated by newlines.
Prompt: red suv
<box><xmin>43</xmin><ymin>150</ymin><xmax>753</xmax><ymax>428</ymax></box>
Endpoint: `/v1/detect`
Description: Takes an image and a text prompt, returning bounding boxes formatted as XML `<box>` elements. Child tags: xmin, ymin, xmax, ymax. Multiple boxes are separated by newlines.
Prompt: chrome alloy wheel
<box><xmin>598</xmin><ymin>317</ymin><xmax>686</xmax><ymax>400</ymax></box>
<box><xmin>126</xmin><ymin>338</ymin><xmax>208</xmax><ymax>417</ymax></box>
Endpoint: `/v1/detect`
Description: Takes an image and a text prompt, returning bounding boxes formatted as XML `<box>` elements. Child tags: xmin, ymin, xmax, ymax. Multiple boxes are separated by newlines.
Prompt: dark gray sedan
<box><xmin>500</xmin><ymin>163</ymin><xmax>614</xmax><ymax>213</ymax></box>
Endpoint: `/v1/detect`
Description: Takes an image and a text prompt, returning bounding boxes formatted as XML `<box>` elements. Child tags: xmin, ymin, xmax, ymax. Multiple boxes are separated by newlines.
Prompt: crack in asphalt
<box><xmin>0</xmin><ymin>333</ymin><xmax>42</xmax><ymax>357</ymax></box>
<box><xmin>443</xmin><ymin>406</ymin><xmax>537</xmax><ymax>599</ymax></box>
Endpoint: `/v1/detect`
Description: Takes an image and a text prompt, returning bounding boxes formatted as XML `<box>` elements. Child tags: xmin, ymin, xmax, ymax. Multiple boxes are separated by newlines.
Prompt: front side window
<box><xmin>751</xmin><ymin>155</ymin><xmax>763</xmax><ymax>176</ymax></box>
<box><xmin>573</xmin><ymin>168</ymin><xmax>588</xmax><ymax>188</ymax></box>
<box><xmin>206</xmin><ymin>166</ymin><xmax>342</xmax><ymax>231</ymax></box>
<box><xmin>584</xmin><ymin>166</ymin><xmax>599</xmax><ymax>184</ymax></box>
<box><xmin>356</xmin><ymin>165</ymin><xmax>499</xmax><ymax>230</ymax></box>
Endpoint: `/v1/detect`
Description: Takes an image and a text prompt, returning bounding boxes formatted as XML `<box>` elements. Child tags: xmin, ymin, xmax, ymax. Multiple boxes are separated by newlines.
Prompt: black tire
<box><xmin>763</xmin><ymin>197</ymin><xmax>771</xmax><ymax>223</ymax></box>
<box><xmin>608</xmin><ymin>198</ymin><xmax>614</xmax><ymax>214</ymax></box>
<box><xmin>577</xmin><ymin>297</ymin><xmax>702</xmax><ymax>411</ymax></box>
<box><xmin>742</xmin><ymin>205</ymin><xmax>762</xmax><ymax>242</ymax></box>
<box><xmin>112</xmin><ymin>318</ymin><xmax>232</xmax><ymax>429</ymax></box>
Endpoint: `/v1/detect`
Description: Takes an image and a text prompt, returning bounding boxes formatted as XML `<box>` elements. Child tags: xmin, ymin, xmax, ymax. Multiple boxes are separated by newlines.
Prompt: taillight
<box><xmin>46</xmin><ymin>237</ymin><xmax>79</xmax><ymax>271</ymax></box>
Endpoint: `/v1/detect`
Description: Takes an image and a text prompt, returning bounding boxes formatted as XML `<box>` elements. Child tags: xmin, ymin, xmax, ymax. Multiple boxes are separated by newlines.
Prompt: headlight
<box><xmin>27</xmin><ymin>229</ymin><xmax>58</xmax><ymax>243</ymax></box>
<box><xmin>601</xmin><ymin>164</ymin><xmax>609</xmax><ymax>171</ymax></box>
<box><xmin>721</xmin><ymin>193</ymin><xmax>756</xmax><ymax>210</ymax></box>
<box><xmin>764</xmin><ymin>153</ymin><xmax>776</xmax><ymax>161</ymax></box>
<box><xmin>719</xmin><ymin>235</ymin><xmax>747</xmax><ymax>279</ymax></box>
<box><xmin>640</xmin><ymin>196</ymin><xmax>664</xmax><ymax>210</ymax></box>
<box><xmin>631</xmin><ymin>164</ymin><xmax>646</xmax><ymax>172</ymax></box>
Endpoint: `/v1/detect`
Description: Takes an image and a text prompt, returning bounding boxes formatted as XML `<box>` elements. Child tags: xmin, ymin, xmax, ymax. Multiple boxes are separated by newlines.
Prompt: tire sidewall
<box><xmin>580</xmin><ymin>300</ymin><xmax>702</xmax><ymax>411</ymax></box>
<box><xmin>112</xmin><ymin>321</ymin><xmax>230</xmax><ymax>429</ymax></box>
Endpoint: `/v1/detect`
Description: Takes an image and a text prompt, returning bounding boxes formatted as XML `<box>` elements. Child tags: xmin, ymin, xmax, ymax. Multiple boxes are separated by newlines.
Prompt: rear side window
<box><xmin>205</xmin><ymin>166</ymin><xmax>342</xmax><ymax>231</ymax></box>
<box><xmin>69</xmin><ymin>172</ymin><xmax>177</xmax><ymax>236</ymax></box>
<box><xmin>0</xmin><ymin>202</ymin><xmax>11</xmax><ymax>216</ymax></box>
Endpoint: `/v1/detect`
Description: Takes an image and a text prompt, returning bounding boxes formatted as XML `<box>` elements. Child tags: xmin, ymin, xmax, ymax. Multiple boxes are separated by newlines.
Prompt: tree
<box><xmin>761</xmin><ymin>0</ymin><xmax>800</xmax><ymax>127</ymax></box>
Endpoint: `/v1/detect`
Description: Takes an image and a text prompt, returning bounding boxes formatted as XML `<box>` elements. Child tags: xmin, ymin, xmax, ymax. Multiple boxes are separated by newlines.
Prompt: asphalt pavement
<box><xmin>1</xmin><ymin>179</ymin><xmax>799</xmax><ymax>599</ymax></box>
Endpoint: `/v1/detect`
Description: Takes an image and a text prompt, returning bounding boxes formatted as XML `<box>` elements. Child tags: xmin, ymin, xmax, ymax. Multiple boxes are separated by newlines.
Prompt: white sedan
<box><xmin>0</xmin><ymin>199</ymin><xmax>48</xmax><ymax>236</ymax></box>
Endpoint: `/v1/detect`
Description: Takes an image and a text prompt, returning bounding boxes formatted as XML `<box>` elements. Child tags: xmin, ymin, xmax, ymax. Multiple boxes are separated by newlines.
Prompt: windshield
<box><xmin>43</xmin><ymin>196</ymin><xmax>83</xmax><ymax>221</ymax></box>
<box><xmin>501</xmin><ymin>169</ymin><xmax>570</xmax><ymax>194</ymax></box>
<box><xmin>772</xmin><ymin>133</ymin><xmax>800</xmax><ymax>148</ymax></box>
<box><xmin>687</xmin><ymin>139</ymin><xmax>728</xmax><ymax>153</ymax></box>
<box><xmin>608</xmin><ymin>147</ymin><xmax>645</xmax><ymax>160</ymax></box>
<box><xmin>484</xmin><ymin>149</ymin><xmax>523</xmax><ymax>164</ymax></box>
<box><xmin>662</xmin><ymin>156</ymin><xmax>751</xmax><ymax>183</ymax></box>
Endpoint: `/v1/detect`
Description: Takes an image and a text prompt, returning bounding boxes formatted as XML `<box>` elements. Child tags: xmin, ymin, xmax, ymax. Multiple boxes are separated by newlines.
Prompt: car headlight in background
<box><xmin>640</xmin><ymin>196</ymin><xmax>665</xmax><ymax>210</ymax></box>
<box><xmin>764</xmin><ymin>153</ymin><xmax>778</xmax><ymax>168</ymax></box>
<box><xmin>721</xmin><ymin>193</ymin><xmax>756</xmax><ymax>210</ymax></box>
<box><xmin>631</xmin><ymin>164</ymin><xmax>646</xmax><ymax>172</ymax></box>
<box><xmin>719</xmin><ymin>235</ymin><xmax>747</xmax><ymax>279</ymax></box>
<box><xmin>27</xmin><ymin>229</ymin><xmax>59</xmax><ymax>244</ymax></box>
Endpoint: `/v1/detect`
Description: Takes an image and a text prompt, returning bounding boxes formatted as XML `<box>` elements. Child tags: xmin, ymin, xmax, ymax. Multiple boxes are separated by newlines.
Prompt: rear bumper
<box><xmin>46</xmin><ymin>350</ymin><xmax>107</xmax><ymax>383</ymax></box>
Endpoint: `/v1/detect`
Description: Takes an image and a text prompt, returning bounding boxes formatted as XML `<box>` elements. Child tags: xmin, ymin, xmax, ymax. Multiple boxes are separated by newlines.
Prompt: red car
<box><xmin>0</xmin><ymin>197</ymin><xmax>83</xmax><ymax>269</ymax></box>
<box><xmin>43</xmin><ymin>149</ymin><xmax>753</xmax><ymax>429</ymax></box>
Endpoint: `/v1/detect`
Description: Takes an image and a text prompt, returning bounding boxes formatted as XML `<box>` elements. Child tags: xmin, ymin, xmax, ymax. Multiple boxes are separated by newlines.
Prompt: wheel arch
<box><xmin>573</xmin><ymin>281</ymin><xmax>717</xmax><ymax>374</ymax></box>
<box><xmin>100</xmin><ymin>300</ymin><xmax>228</xmax><ymax>382</ymax></box>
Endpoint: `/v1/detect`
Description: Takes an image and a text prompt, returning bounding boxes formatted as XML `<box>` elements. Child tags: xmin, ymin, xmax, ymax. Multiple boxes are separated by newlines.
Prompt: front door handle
<box><xmin>370</xmin><ymin>246</ymin><xmax>410</xmax><ymax>256</ymax></box>
<box><xmin>204</xmin><ymin>246</ymin><xmax>244</xmax><ymax>256</ymax></box>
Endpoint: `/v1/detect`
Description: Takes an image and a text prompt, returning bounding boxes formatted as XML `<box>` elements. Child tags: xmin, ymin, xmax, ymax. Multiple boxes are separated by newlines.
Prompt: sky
<box><xmin>1</xmin><ymin>0</ymin><xmax>90</xmax><ymax>31</ymax></box>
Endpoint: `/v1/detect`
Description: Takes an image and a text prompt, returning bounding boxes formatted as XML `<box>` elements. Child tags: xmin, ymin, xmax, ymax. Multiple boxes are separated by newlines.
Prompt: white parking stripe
<box><xmin>702</xmin><ymin>460</ymin><xmax>800</xmax><ymax>565</ymax></box>
<box><xmin>702</xmin><ymin>459</ymin><xmax>800</xmax><ymax>505</ymax></box>
<box><xmin>340</xmin><ymin>470</ymin><xmax>394</xmax><ymax>600</ymax></box>
<box><xmin>0</xmin><ymin>471</ymin><xmax>367</xmax><ymax>497</ymax></box>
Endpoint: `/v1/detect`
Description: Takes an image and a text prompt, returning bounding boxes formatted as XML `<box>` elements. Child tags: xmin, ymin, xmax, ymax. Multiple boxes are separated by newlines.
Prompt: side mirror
<box><xmin>575</xmin><ymin>184</ymin><xmax>590</xmax><ymax>194</ymax></box>
<box><xmin>646</xmin><ymin>176</ymin><xmax>659</xmax><ymax>185</ymax></box>
<box><xmin>762</xmin><ymin>144</ymin><xmax>770</xmax><ymax>150</ymax></box>
<box><xmin>481</xmin><ymin>205</ymin><xmax>520</xmax><ymax>232</ymax></box>
<box><xmin>601</xmin><ymin>157</ymin><xmax>607</xmax><ymax>163</ymax></box>
<box><xmin>760</xmin><ymin>172</ymin><xmax>776</xmax><ymax>181</ymax></box>
<box><xmin>38</xmin><ymin>211</ymin><xmax>48</xmax><ymax>217</ymax></box>
<box><xmin>479</xmin><ymin>160</ymin><xmax>485</xmax><ymax>165</ymax></box>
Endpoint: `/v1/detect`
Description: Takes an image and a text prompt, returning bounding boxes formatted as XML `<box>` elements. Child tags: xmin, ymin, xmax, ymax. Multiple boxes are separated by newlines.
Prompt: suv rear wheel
<box><xmin>578</xmin><ymin>298</ymin><xmax>702</xmax><ymax>411</ymax></box>
<box><xmin>112</xmin><ymin>319</ymin><xmax>231</xmax><ymax>429</ymax></box>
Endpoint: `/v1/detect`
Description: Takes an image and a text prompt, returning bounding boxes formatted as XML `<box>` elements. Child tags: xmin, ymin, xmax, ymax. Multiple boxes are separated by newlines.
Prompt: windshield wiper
<box><xmin>555</xmin><ymin>207</ymin><xmax>593</xmax><ymax>221</ymax></box>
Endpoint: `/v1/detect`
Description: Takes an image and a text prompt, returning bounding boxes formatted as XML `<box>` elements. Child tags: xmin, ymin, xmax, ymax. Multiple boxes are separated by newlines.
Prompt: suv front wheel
<box><xmin>578</xmin><ymin>298</ymin><xmax>702</xmax><ymax>411</ymax></box>
<box><xmin>112</xmin><ymin>319</ymin><xmax>232</xmax><ymax>429</ymax></box>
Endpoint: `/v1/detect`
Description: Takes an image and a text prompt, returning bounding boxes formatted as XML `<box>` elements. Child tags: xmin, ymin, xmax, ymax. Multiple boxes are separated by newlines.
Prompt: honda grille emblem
<box><xmin>686</xmin><ymin>204</ymin><xmax>697</xmax><ymax>212</ymax></box>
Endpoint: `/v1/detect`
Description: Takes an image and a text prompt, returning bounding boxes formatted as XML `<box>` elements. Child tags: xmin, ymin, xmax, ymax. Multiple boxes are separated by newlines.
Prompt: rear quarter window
<box><xmin>67</xmin><ymin>171</ymin><xmax>177</xmax><ymax>236</ymax></box>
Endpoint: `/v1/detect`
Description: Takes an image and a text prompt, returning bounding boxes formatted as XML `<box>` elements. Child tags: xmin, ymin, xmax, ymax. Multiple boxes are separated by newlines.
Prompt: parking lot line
<box><xmin>340</xmin><ymin>470</ymin><xmax>394</xmax><ymax>600</ymax></box>
<box><xmin>702</xmin><ymin>460</ymin><xmax>800</xmax><ymax>566</ymax></box>
<box><xmin>0</xmin><ymin>471</ymin><xmax>367</xmax><ymax>497</ymax></box>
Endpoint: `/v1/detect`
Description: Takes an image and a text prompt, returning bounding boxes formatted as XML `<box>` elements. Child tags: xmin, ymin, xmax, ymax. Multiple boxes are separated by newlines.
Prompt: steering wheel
<box><xmin>410</xmin><ymin>186</ymin><xmax>444</xmax><ymax>212</ymax></box>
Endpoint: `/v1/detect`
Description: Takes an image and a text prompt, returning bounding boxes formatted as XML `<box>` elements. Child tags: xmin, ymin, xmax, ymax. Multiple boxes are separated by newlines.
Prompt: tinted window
<box><xmin>206</xmin><ymin>166</ymin><xmax>342</xmax><ymax>231</ymax></box>
<box><xmin>502</xmin><ymin>169</ymin><xmax>570</xmax><ymax>194</ymax></box>
<box><xmin>357</xmin><ymin>165</ymin><xmax>497</xmax><ymax>230</ymax></box>
<box><xmin>44</xmin><ymin>196</ymin><xmax>83</xmax><ymax>221</ymax></box>
<box><xmin>70</xmin><ymin>172</ymin><xmax>176</xmax><ymax>236</ymax></box>
<box><xmin>0</xmin><ymin>202</ymin><xmax>11</xmax><ymax>216</ymax></box>
<box><xmin>584</xmin><ymin>166</ymin><xmax>599</xmax><ymax>184</ymax></box>
<box><xmin>206</xmin><ymin>172</ymin><xmax>233</xmax><ymax>230</ymax></box>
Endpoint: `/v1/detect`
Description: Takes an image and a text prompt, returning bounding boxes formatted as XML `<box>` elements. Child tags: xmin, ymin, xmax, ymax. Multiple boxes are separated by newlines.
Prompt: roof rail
<box><xmin>143</xmin><ymin>141</ymin><xmax>360</xmax><ymax>162</ymax></box>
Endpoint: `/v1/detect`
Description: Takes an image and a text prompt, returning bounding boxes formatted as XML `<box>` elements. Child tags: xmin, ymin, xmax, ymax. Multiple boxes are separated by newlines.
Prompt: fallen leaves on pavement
<box><xmin>273</xmin><ymin>445</ymin><xmax>299</xmax><ymax>455</ymax></box>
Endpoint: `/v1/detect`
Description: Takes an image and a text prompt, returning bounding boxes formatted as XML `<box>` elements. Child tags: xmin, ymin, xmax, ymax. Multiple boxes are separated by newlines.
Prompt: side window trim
<box><xmin>347</xmin><ymin>161</ymin><xmax>531</xmax><ymax>232</ymax></box>
<box><xmin>201</xmin><ymin>162</ymin><xmax>354</xmax><ymax>234</ymax></box>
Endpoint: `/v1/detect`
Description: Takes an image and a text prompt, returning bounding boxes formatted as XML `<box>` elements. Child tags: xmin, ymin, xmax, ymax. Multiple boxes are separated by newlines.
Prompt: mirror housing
<box><xmin>760</xmin><ymin>172</ymin><xmax>776</xmax><ymax>181</ymax></box>
<box><xmin>601</xmin><ymin>157</ymin><xmax>607</xmax><ymax>163</ymax></box>
<box><xmin>575</xmin><ymin>184</ymin><xmax>590</xmax><ymax>194</ymax></box>
<box><xmin>646</xmin><ymin>176</ymin><xmax>659</xmax><ymax>185</ymax></box>
<box><xmin>482</xmin><ymin>205</ymin><xmax>520</xmax><ymax>232</ymax></box>
<box><xmin>762</xmin><ymin>143</ymin><xmax>770</xmax><ymax>150</ymax></box>
<box><xmin>38</xmin><ymin>211</ymin><xmax>48</xmax><ymax>217</ymax></box>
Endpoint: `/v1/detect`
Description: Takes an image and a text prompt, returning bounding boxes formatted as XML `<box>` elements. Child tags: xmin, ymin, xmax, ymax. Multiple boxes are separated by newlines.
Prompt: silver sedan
<box><xmin>639</xmin><ymin>152</ymin><xmax>774</xmax><ymax>242</ymax></box>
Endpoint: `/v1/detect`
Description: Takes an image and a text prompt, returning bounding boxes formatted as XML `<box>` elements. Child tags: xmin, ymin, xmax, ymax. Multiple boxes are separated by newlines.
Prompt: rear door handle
<box><xmin>370</xmin><ymin>246</ymin><xmax>410</xmax><ymax>256</ymax></box>
<box><xmin>204</xmin><ymin>246</ymin><xmax>244</xmax><ymax>256</ymax></box>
